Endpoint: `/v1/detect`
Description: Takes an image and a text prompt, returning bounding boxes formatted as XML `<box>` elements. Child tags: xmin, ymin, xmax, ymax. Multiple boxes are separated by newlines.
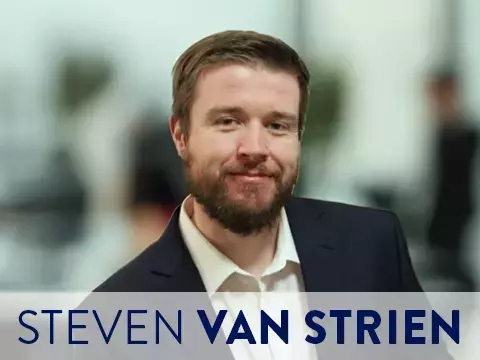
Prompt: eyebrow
<box><xmin>266</xmin><ymin>111</ymin><xmax>298</xmax><ymax>124</ymax></box>
<box><xmin>206</xmin><ymin>106</ymin><xmax>246</xmax><ymax>119</ymax></box>
<box><xmin>206</xmin><ymin>107</ymin><xmax>298</xmax><ymax>124</ymax></box>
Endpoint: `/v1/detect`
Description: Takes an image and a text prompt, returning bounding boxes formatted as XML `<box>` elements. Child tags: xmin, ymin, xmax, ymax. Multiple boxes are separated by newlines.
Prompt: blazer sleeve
<box><xmin>391</xmin><ymin>213</ymin><xmax>455</xmax><ymax>360</ymax></box>
<box><xmin>391</xmin><ymin>213</ymin><xmax>424</xmax><ymax>292</ymax></box>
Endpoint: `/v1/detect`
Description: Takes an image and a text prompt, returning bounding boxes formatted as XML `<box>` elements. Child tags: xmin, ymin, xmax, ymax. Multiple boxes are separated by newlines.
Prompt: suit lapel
<box><xmin>144</xmin><ymin>198</ymin><xmax>340</xmax><ymax>359</ymax></box>
<box><xmin>153</xmin><ymin>198</ymin><xmax>341</xmax><ymax>292</ymax></box>
<box><xmin>285</xmin><ymin>197</ymin><xmax>342</xmax><ymax>292</ymax></box>
<box><xmin>153</xmin><ymin>199</ymin><xmax>343</xmax><ymax>292</ymax></box>
<box><xmin>286</xmin><ymin>198</ymin><xmax>344</xmax><ymax>360</ymax></box>
<box><xmin>141</xmin><ymin>207</ymin><xmax>205</xmax><ymax>291</ymax></box>
<box><xmin>143</xmin><ymin>207</ymin><xmax>234</xmax><ymax>360</ymax></box>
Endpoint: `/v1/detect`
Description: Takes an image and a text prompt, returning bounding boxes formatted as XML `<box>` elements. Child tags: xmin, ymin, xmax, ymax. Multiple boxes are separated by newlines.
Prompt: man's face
<box><xmin>172</xmin><ymin>63</ymin><xmax>301</xmax><ymax>235</ymax></box>
<box><xmin>429</xmin><ymin>80</ymin><xmax>459</xmax><ymax>120</ymax></box>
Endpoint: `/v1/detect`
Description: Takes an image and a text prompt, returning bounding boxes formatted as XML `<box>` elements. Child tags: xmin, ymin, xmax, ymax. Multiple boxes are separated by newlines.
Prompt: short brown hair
<box><xmin>171</xmin><ymin>30</ymin><xmax>310</xmax><ymax>139</ymax></box>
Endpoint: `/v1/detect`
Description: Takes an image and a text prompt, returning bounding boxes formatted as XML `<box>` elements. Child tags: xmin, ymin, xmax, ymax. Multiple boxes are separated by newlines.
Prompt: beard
<box><xmin>184</xmin><ymin>153</ymin><xmax>298</xmax><ymax>236</ymax></box>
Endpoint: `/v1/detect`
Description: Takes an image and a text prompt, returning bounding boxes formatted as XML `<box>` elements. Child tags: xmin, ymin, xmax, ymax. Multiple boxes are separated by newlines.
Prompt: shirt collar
<box><xmin>178</xmin><ymin>196</ymin><xmax>300</xmax><ymax>296</ymax></box>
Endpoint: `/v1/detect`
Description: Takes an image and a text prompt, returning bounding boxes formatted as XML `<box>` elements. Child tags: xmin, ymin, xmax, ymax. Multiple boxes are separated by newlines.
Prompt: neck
<box><xmin>187</xmin><ymin>197</ymin><xmax>280</xmax><ymax>278</ymax></box>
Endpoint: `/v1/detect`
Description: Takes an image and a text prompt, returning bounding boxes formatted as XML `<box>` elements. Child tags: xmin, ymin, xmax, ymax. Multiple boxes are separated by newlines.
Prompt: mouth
<box><xmin>235</xmin><ymin>174</ymin><xmax>269</xmax><ymax>179</ymax></box>
<box><xmin>227</xmin><ymin>172</ymin><xmax>273</xmax><ymax>182</ymax></box>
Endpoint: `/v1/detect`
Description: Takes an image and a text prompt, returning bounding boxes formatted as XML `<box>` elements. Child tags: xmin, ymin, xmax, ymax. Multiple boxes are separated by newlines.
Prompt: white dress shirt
<box><xmin>179</xmin><ymin>196</ymin><xmax>316</xmax><ymax>360</ymax></box>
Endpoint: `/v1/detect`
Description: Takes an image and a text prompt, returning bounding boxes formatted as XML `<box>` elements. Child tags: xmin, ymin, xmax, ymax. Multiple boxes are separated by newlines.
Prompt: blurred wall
<box><xmin>0</xmin><ymin>0</ymin><xmax>297</xmax><ymax>109</ymax></box>
<box><xmin>460</xmin><ymin>0</ymin><xmax>480</xmax><ymax>120</ymax></box>
<box><xmin>459</xmin><ymin>0</ymin><xmax>480</xmax><ymax>281</ymax></box>
<box><xmin>306</xmin><ymin>0</ymin><xmax>446</xmax><ymax>198</ymax></box>
<box><xmin>0</xmin><ymin>0</ymin><xmax>298</xmax><ymax>196</ymax></box>
<box><xmin>0</xmin><ymin>0</ymin><xmax>299</xmax><ymax>290</ymax></box>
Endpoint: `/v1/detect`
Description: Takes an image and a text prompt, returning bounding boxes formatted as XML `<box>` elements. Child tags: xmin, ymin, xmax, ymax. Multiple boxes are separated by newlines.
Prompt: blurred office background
<box><xmin>0</xmin><ymin>0</ymin><xmax>479</xmax><ymax>295</ymax></box>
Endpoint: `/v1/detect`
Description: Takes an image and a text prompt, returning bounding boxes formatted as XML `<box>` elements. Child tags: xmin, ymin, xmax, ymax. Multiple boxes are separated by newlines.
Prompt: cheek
<box><xmin>272</xmin><ymin>141</ymin><xmax>299</xmax><ymax>171</ymax></box>
<box><xmin>188</xmin><ymin>133</ymin><xmax>237</xmax><ymax>168</ymax></box>
<box><xmin>205</xmin><ymin>129</ymin><xmax>239</xmax><ymax>150</ymax></box>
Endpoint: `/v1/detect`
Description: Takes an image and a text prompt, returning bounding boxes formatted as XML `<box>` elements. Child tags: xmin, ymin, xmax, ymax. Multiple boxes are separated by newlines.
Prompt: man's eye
<box><xmin>268</xmin><ymin>122</ymin><xmax>287</xmax><ymax>131</ymax></box>
<box><xmin>218</xmin><ymin>117</ymin><xmax>238</xmax><ymax>126</ymax></box>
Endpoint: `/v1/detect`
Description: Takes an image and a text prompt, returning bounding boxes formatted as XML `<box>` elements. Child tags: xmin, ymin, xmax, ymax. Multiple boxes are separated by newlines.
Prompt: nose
<box><xmin>237</xmin><ymin>121</ymin><xmax>268</xmax><ymax>162</ymax></box>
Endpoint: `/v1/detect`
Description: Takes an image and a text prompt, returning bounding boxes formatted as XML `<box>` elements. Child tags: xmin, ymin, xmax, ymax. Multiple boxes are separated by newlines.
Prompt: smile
<box><xmin>229</xmin><ymin>174</ymin><xmax>273</xmax><ymax>182</ymax></box>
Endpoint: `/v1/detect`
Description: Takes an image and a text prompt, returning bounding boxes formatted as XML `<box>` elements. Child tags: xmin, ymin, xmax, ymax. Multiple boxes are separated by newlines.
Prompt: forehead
<box><xmin>191</xmin><ymin>63</ymin><xmax>300</xmax><ymax>115</ymax></box>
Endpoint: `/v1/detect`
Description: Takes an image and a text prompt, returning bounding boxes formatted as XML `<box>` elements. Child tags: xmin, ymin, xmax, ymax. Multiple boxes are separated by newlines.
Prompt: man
<box><xmin>129</xmin><ymin>108</ymin><xmax>188</xmax><ymax>255</ymax></box>
<box><xmin>91</xmin><ymin>30</ymin><xmax>449</xmax><ymax>360</ymax></box>
<box><xmin>96</xmin><ymin>30</ymin><xmax>421</xmax><ymax>293</ymax></box>
<box><xmin>427</xmin><ymin>70</ymin><xmax>479</xmax><ymax>291</ymax></box>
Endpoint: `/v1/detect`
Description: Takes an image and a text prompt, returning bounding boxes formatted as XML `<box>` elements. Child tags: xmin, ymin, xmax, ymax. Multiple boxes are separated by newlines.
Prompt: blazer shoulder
<box><xmin>91</xmin><ymin>240</ymin><xmax>162</xmax><ymax>293</ymax></box>
<box><xmin>289</xmin><ymin>197</ymin><xmax>402</xmax><ymax>247</ymax></box>
<box><xmin>290</xmin><ymin>196</ymin><xmax>398</xmax><ymax>224</ymax></box>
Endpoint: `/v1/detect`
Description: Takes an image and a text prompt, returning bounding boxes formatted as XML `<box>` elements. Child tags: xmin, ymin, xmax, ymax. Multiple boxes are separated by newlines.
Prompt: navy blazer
<box><xmin>80</xmin><ymin>197</ymin><xmax>454</xmax><ymax>360</ymax></box>
<box><xmin>94</xmin><ymin>197</ymin><xmax>422</xmax><ymax>293</ymax></box>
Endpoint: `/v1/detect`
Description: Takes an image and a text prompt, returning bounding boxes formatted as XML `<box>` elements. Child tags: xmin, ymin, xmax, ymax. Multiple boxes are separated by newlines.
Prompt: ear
<box><xmin>170</xmin><ymin>115</ymin><xmax>187</xmax><ymax>159</ymax></box>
